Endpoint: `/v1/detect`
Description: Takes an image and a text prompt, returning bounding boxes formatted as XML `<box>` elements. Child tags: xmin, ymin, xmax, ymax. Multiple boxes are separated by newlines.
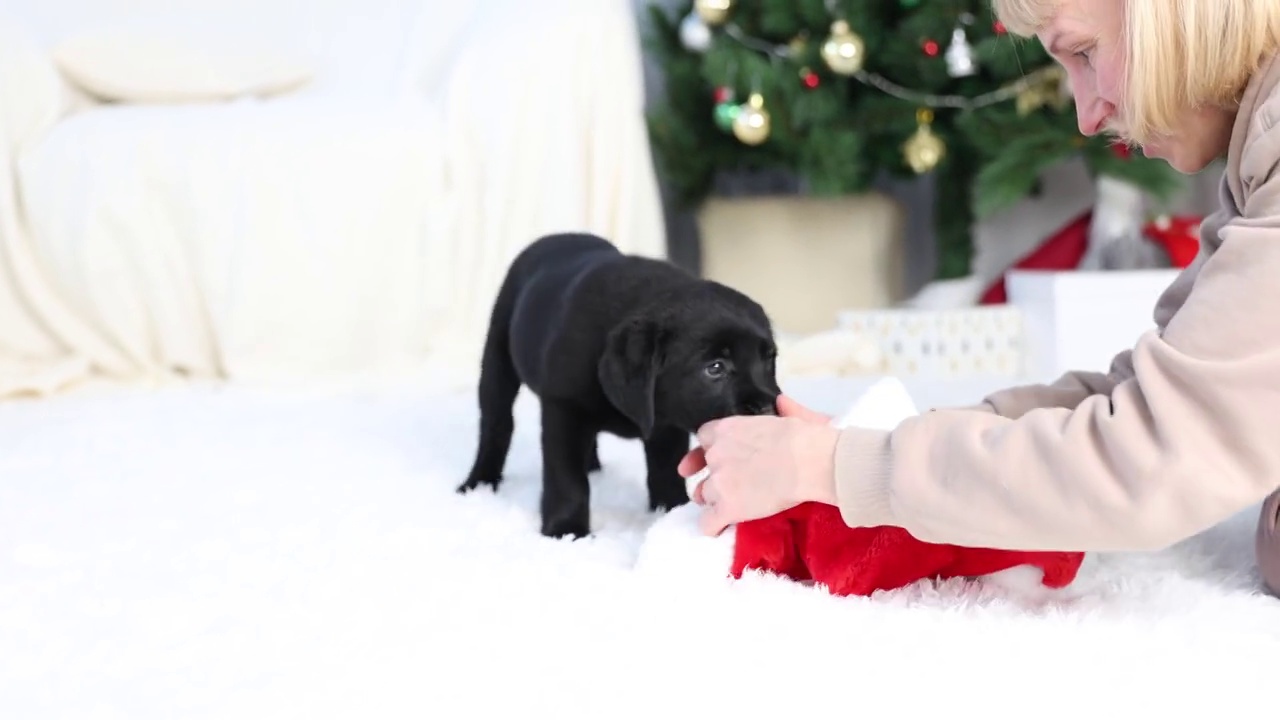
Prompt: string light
<box><xmin>720</xmin><ymin>22</ymin><xmax>1062</xmax><ymax>112</ymax></box>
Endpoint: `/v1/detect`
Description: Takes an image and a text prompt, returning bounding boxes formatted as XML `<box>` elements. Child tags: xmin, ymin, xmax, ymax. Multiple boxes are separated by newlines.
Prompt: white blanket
<box><xmin>0</xmin><ymin>18</ymin><xmax>105</xmax><ymax>398</ymax></box>
<box><xmin>1</xmin><ymin>376</ymin><xmax>1275</xmax><ymax>717</ymax></box>
<box><xmin>0</xmin><ymin>0</ymin><xmax>665</xmax><ymax>398</ymax></box>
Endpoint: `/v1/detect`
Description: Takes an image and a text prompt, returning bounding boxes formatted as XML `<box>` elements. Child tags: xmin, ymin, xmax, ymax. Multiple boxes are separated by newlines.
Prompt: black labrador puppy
<box><xmin>458</xmin><ymin>232</ymin><xmax>781</xmax><ymax>539</ymax></box>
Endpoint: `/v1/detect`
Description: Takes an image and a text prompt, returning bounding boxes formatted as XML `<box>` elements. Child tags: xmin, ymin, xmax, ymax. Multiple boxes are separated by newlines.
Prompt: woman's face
<box><xmin>1037</xmin><ymin>0</ymin><xmax>1233</xmax><ymax>173</ymax></box>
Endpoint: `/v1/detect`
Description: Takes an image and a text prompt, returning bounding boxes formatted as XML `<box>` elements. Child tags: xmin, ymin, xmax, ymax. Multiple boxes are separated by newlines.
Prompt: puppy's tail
<box><xmin>479</xmin><ymin>264</ymin><xmax>522</xmax><ymax>401</ymax></box>
<box><xmin>462</xmin><ymin>263</ymin><xmax>524</xmax><ymax>490</ymax></box>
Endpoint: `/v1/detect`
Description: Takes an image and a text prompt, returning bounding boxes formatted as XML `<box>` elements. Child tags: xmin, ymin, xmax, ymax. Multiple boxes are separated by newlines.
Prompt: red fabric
<box><xmin>1143</xmin><ymin>215</ymin><xmax>1200</xmax><ymax>268</ymax></box>
<box><xmin>979</xmin><ymin>210</ymin><xmax>1093</xmax><ymax>304</ymax></box>
<box><xmin>977</xmin><ymin>208</ymin><xmax>1203</xmax><ymax>305</ymax></box>
<box><xmin>731</xmin><ymin>502</ymin><xmax>1086</xmax><ymax>596</ymax></box>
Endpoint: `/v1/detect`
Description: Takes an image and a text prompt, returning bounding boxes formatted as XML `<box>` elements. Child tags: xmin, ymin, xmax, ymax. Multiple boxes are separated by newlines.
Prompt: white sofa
<box><xmin>0</xmin><ymin>0</ymin><xmax>666</xmax><ymax>397</ymax></box>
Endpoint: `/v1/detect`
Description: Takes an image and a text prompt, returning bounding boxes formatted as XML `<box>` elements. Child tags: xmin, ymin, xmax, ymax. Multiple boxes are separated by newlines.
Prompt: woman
<box><xmin>681</xmin><ymin>0</ymin><xmax>1280</xmax><ymax>594</ymax></box>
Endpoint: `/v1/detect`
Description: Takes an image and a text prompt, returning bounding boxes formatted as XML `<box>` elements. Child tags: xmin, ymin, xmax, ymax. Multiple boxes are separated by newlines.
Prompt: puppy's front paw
<box><xmin>457</xmin><ymin>474</ymin><xmax>500</xmax><ymax>494</ymax></box>
<box><xmin>541</xmin><ymin>514</ymin><xmax>591</xmax><ymax>540</ymax></box>
<box><xmin>648</xmin><ymin>483</ymin><xmax>689</xmax><ymax>513</ymax></box>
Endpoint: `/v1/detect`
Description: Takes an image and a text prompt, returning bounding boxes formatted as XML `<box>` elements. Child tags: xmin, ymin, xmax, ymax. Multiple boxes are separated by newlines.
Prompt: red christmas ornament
<box><xmin>713</xmin><ymin>86</ymin><xmax>734</xmax><ymax>103</ymax></box>
<box><xmin>1144</xmin><ymin>214</ymin><xmax>1202</xmax><ymax>268</ymax></box>
<box><xmin>994</xmin><ymin>20</ymin><xmax>1006</xmax><ymax>34</ymax></box>
<box><xmin>923</xmin><ymin>39</ymin><xmax>940</xmax><ymax>56</ymax></box>
<box><xmin>801</xmin><ymin>68</ymin><xmax>820</xmax><ymax>89</ymax></box>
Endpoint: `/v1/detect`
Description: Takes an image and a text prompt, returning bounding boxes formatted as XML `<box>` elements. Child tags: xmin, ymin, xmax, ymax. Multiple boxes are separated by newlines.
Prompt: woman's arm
<box><xmin>831</xmin><ymin>197</ymin><xmax>1280</xmax><ymax>554</ymax></box>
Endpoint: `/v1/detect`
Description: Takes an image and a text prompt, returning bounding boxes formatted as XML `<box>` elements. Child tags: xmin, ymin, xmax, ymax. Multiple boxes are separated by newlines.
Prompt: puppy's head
<box><xmin>597</xmin><ymin>285</ymin><xmax>780</xmax><ymax>436</ymax></box>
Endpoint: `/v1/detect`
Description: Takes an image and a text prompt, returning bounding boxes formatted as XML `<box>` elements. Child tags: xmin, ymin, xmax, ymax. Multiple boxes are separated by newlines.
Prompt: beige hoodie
<box><xmin>833</xmin><ymin>54</ymin><xmax>1280</xmax><ymax>573</ymax></box>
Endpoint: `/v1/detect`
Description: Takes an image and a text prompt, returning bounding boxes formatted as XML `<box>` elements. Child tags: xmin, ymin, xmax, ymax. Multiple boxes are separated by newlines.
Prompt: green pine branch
<box><xmin>642</xmin><ymin>0</ymin><xmax>1186</xmax><ymax>281</ymax></box>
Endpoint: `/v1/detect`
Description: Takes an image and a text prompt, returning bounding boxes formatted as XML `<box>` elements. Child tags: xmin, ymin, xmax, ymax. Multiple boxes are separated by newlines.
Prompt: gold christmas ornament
<box><xmin>903</xmin><ymin>108</ymin><xmax>945</xmax><ymax>173</ymax></box>
<box><xmin>732</xmin><ymin>92</ymin><xmax>771</xmax><ymax>145</ymax></box>
<box><xmin>1016</xmin><ymin>66</ymin><xmax>1068</xmax><ymax>115</ymax></box>
<box><xmin>1047</xmin><ymin>66</ymin><xmax>1070</xmax><ymax>109</ymax></box>
<box><xmin>788</xmin><ymin>32</ymin><xmax>809</xmax><ymax>57</ymax></box>
<box><xmin>1016</xmin><ymin>87</ymin><xmax>1046</xmax><ymax>116</ymax></box>
<box><xmin>694</xmin><ymin>0</ymin><xmax>733</xmax><ymax>26</ymax></box>
<box><xmin>820</xmin><ymin>19</ymin><xmax>866</xmax><ymax>75</ymax></box>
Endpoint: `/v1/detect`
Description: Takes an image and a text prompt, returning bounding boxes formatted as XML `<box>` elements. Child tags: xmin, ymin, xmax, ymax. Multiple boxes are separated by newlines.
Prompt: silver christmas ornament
<box><xmin>679</xmin><ymin>11</ymin><xmax>713</xmax><ymax>53</ymax></box>
<box><xmin>945</xmin><ymin>25</ymin><xmax>977</xmax><ymax>77</ymax></box>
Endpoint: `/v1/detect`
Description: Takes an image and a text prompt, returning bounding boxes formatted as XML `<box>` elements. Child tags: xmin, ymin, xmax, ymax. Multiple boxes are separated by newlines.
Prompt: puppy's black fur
<box><xmin>459</xmin><ymin>232</ymin><xmax>781</xmax><ymax>539</ymax></box>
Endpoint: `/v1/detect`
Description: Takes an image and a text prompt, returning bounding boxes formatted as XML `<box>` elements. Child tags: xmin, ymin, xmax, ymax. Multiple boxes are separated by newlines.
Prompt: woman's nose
<box><xmin>1075</xmin><ymin>95</ymin><xmax>1113</xmax><ymax>136</ymax></box>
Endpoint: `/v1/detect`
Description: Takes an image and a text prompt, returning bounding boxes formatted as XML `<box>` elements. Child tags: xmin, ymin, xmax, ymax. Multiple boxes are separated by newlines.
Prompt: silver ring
<box><xmin>686</xmin><ymin>467</ymin><xmax>710</xmax><ymax>500</ymax></box>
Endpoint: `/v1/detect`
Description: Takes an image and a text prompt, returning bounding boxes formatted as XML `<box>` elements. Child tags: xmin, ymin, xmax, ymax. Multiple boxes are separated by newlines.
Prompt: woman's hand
<box><xmin>678</xmin><ymin>395</ymin><xmax>840</xmax><ymax>536</ymax></box>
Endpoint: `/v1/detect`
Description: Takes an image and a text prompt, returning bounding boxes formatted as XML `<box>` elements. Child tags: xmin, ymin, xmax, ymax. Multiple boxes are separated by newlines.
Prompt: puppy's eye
<box><xmin>704</xmin><ymin>360</ymin><xmax>728</xmax><ymax>378</ymax></box>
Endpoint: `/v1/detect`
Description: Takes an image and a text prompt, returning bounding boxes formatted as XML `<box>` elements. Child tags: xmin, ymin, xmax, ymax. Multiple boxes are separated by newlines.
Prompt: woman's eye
<box><xmin>705</xmin><ymin>360</ymin><xmax>727</xmax><ymax>378</ymax></box>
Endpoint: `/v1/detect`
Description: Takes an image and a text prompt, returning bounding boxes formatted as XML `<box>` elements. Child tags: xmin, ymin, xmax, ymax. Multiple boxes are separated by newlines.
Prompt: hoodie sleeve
<box><xmin>830</xmin><ymin>174</ymin><xmax>1280</xmax><ymax>554</ymax></box>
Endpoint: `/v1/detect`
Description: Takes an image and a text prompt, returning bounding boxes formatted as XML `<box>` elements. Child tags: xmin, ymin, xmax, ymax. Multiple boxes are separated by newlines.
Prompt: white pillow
<box><xmin>51</xmin><ymin>20</ymin><xmax>313</xmax><ymax>104</ymax></box>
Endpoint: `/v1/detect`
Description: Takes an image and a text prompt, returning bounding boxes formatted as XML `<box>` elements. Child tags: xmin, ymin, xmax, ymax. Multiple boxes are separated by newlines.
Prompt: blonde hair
<box><xmin>992</xmin><ymin>0</ymin><xmax>1280</xmax><ymax>145</ymax></box>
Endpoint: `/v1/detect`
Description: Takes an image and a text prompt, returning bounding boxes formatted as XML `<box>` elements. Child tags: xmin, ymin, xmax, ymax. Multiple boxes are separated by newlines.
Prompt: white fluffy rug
<box><xmin>2</xmin><ymin>376</ymin><xmax>1278</xmax><ymax>719</ymax></box>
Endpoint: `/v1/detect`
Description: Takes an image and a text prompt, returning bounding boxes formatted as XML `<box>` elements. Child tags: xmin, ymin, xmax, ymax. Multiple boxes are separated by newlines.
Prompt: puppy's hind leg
<box><xmin>643</xmin><ymin>426</ymin><xmax>691</xmax><ymax>512</ymax></box>
<box><xmin>459</xmin><ymin>279</ymin><xmax>522</xmax><ymax>495</ymax></box>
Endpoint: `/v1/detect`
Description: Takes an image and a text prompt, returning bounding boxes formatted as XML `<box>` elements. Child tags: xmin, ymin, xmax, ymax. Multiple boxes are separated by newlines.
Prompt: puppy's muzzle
<box><xmin>742</xmin><ymin>396</ymin><xmax>778</xmax><ymax>416</ymax></box>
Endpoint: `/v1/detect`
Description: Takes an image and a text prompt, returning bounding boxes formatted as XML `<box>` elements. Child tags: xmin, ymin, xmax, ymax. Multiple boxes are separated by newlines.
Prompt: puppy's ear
<box><xmin>598</xmin><ymin>317</ymin><xmax>663</xmax><ymax>437</ymax></box>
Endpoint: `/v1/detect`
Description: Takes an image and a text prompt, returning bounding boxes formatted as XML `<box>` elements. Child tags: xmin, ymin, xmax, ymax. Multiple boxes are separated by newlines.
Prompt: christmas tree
<box><xmin>643</xmin><ymin>0</ymin><xmax>1184</xmax><ymax>280</ymax></box>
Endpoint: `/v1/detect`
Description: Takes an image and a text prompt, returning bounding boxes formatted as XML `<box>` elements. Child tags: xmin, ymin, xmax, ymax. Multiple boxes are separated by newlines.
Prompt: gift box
<box><xmin>1006</xmin><ymin>268</ymin><xmax>1180</xmax><ymax>381</ymax></box>
<box><xmin>836</xmin><ymin>306</ymin><xmax>1026</xmax><ymax>378</ymax></box>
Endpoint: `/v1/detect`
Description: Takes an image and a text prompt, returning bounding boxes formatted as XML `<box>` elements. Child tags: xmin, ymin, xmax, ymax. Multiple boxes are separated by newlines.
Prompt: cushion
<box><xmin>16</xmin><ymin>97</ymin><xmax>453</xmax><ymax>380</ymax></box>
<box><xmin>51</xmin><ymin>19</ymin><xmax>312</xmax><ymax>103</ymax></box>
